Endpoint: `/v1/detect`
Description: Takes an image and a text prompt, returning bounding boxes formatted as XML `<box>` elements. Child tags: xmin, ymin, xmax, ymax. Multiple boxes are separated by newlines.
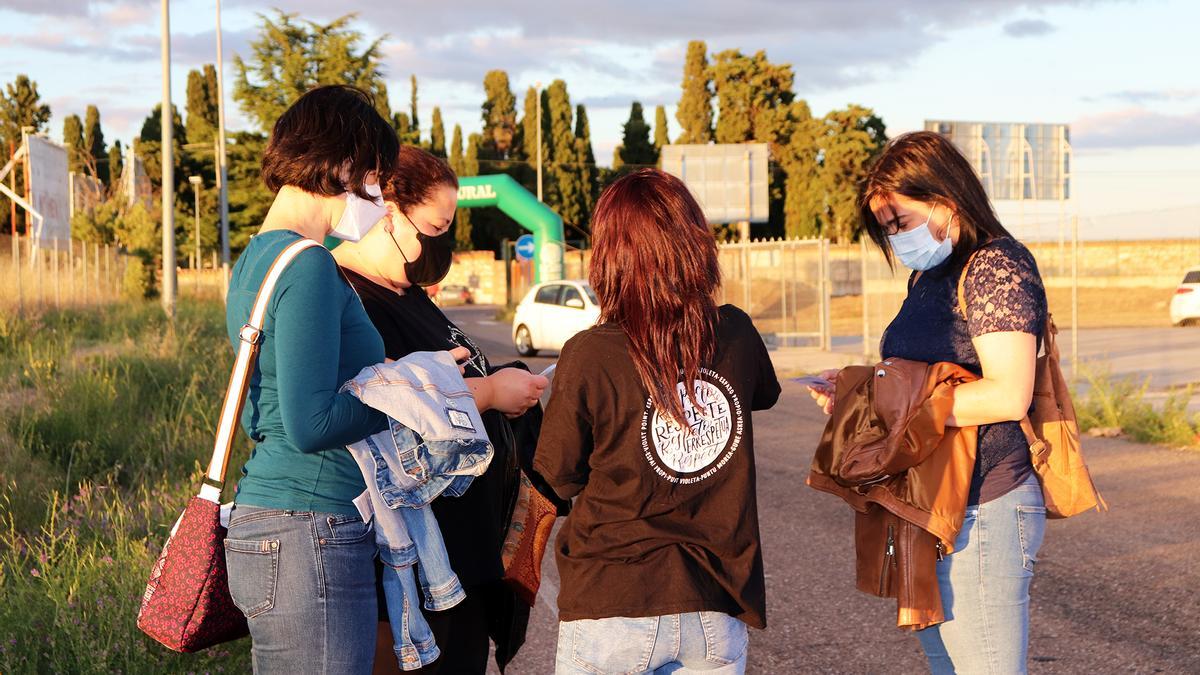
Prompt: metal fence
<box><xmin>0</xmin><ymin>234</ymin><xmax>227</xmax><ymax>312</ymax></box>
<box><xmin>716</xmin><ymin>238</ymin><xmax>832</xmax><ymax>349</ymax></box>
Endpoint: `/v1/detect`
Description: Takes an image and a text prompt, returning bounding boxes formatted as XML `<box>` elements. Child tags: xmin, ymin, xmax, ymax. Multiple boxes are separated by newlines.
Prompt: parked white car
<box><xmin>512</xmin><ymin>280</ymin><xmax>601</xmax><ymax>356</ymax></box>
<box><xmin>1170</xmin><ymin>268</ymin><xmax>1200</xmax><ymax>326</ymax></box>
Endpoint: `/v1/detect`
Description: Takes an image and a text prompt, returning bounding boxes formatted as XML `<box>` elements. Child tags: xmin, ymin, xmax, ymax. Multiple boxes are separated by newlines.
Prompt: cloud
<box><xmin>1003</xmin><ymin>18</ymin><xmax>1056</xmax><ymax>37</ymax></box>
<box><xmin>1084</xmin><ymin>89</ymin><xmax>1200</xmax><ymax>104</ymax></box>
<box><xmin>1072</xmin><ymin>108</ymin><xmax>1200</xmax><ymax>149</ymax></box>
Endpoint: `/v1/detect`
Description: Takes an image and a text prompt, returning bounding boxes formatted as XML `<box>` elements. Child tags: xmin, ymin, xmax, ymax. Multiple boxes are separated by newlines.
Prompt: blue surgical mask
<box><xmin>888</xmin><ymin>205</ymin><xmax>953</xmax><ymax>271</ymax></box>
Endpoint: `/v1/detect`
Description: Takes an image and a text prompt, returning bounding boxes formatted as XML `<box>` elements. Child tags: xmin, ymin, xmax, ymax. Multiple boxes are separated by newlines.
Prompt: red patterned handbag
<box><xmin>137</xmin><ymin>238</ymin><xmax>321</xmax><ymax>652</ymax></box>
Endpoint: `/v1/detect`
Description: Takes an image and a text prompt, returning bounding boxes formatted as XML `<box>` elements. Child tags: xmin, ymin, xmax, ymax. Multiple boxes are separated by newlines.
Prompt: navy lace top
<box><xmin>880</xmin><ymin>237</ymin><xmax>1047</xmax><ymax>504</ymax></box>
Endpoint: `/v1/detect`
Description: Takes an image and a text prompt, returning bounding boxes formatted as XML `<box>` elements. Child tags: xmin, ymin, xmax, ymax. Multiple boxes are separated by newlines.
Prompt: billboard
<box><xmin>26</xmin><ymin>135</ymin><xmax>71</xmax><ymax>247</ymax></box>
<box><xmin>70</xmin><ymin>171</ymin><xmax>106</xmax><ymax>215</ymax></box>
<box><xmin>660</xmin><ymin>143</ymin><xmax>770</xmax><ymax>223</ymax></box>
<box><xmin>123</xmin><ymin>144</ymin><xmax>152</xmax><ymax>208</ymax></box>
<box><xmin>924</xmin><ymin>121</ymin><xmax>1070</xmax><ymax>201</ymax></box>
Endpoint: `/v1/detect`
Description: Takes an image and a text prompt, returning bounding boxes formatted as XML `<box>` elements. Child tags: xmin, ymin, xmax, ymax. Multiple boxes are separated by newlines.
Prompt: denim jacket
<box><xmin>342</xmin><ymin>351</ymin><xmax>494</xmax><ymax>670</ymax></box>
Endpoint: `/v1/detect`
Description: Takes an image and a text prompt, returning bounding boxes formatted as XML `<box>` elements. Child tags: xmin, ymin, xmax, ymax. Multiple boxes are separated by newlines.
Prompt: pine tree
<box><xmin>654</xmin><ymin>105</ymin><xmax>670</xmax><ymax>155</ymax></box>
<box><xmin>481</xmin><ymin>70</ymin><xmax>517</xmax><ymax>159</ymax></box>
<box><xmin>0</xmin><ymin>74</ymin><xmax>51</xmax><ymax>146</ymax></box>
<box><xmin>429</xmin><ymin>107</ymin><xmax>446</xmax><ymax>157</ymax></box>
<box><xmin>818</xmin><ymin>105</ymin><xmax>886</xmax><ymax>242</ymax></box>
<box><xmin>675</xmin><ymin>41</ymin><xmax>713</xmax><ymax>144</ymax></box>
<box><xmin>618</xmin><ymin>102</ymin><xmax>656</xmax><ymax>167</ymax></box>
<box><xmin>62</xmin><ymin>114</ymin><xmax>87</xmax><ymax>175</ymax></box>
<box><xmin>84</xmin><ymin>105</ymin><xmax>107</xmax><ymax>183</ymax></box>
<box><xmin>233</xmin><ymin>11</ymin><xmax>390</xmax><ymax>131</ymax></box>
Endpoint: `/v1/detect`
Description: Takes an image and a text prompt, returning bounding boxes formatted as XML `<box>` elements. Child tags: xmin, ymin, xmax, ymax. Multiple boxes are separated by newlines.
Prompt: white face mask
<box><xmin>330</xmin><ymin>182</ymin><xmax>387</xmax><ymax>242</ymax></box>
<box><xmin>888</xmin><ymin>205</ymin><xmax>953</xmax><ymax>271</ymax></box>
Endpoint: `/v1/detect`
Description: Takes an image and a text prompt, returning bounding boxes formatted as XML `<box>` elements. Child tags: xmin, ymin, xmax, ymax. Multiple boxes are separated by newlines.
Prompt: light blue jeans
<box><xmin>225</xmin><ymin>505</ymin><xmax>378</xmax><ymax>674</ymax></box>
<box><xmin>555</xmin><ymin>612</ymin><xmax>749</xmax><ymax>675</ymax></box>
<box><xmin>917</xmin><ymin>476</ymin><xmax>1047</xmax><ymax>674</ymax></box>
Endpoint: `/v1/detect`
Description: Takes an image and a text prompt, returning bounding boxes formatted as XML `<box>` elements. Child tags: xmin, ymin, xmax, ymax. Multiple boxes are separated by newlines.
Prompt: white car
<box><xmin>512</xmin><ymin>280</ymin><xmax>601</xmax><ymax>356</ymax></box>
<box><xmin>1170</xmin><ymin>268</ymin><xmax>1200</xmax><ymax>326</ymax></box>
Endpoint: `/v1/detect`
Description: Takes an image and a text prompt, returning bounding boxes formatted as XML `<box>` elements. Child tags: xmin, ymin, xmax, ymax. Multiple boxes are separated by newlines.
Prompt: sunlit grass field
<box><xmin>0</xmin><ymin>299</ymin><xmax>251</xmax><ymax>673</ymax></box>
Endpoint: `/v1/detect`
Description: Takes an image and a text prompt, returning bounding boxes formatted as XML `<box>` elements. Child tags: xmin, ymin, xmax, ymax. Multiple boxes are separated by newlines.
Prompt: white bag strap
<box><xmin>199</xmin><ymin>237</ymin><xmax>322</xmax><ymax>502</ymax></box>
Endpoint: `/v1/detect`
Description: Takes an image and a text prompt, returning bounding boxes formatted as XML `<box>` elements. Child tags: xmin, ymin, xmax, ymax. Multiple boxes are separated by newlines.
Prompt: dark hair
<box><xmin>859</xmin><ymin>131</ymin><xmax>1012</xmax><ymax>270</ymax></box>
<box><xmin>589</xmin><ymin>168</ymin><xmax>721</xmax><ymax>428</ymax></box>
<box><xmin>261</xmin><ymin>85</ymin><xmax>398</xmax><ymax>198</ymax></box>
<box><xmin>381</xmin><ymin>145</ymin><xmax>459</xmax><ymax>211</ymax></box>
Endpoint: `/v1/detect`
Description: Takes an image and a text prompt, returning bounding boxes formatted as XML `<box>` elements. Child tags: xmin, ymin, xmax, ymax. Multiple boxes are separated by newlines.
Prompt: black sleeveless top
<box><xmin>881</xmin><ymin>237</ymin><xmax>1047</xmax><ymax>505</ymax></box>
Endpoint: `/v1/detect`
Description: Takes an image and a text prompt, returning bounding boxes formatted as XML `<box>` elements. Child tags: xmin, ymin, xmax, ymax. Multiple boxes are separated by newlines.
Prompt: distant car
<box><xmin>1170</xmin><ymin>269</ymin><xmax>1200</xmax><ymax>326</ymax></box>
<box><xmin>512</xmin><ymin>280</ymin><xmax>601</xmax><ymax>356</ymax></box>
<box><xmin>436</xmin><ymin>284</ymin><xmax>473</xmax><ymax>306</ymax></box>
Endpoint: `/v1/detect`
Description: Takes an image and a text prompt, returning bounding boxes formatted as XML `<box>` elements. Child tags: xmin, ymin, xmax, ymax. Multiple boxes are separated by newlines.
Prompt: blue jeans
<box><xmin>224</xmin><ymin>505</ymin><xmax>378</xmax><ymax>674</ymax></box>
<box><xmin>555</xmin><ymin>612</ymin><xmax>749</xmax><ymax>674</ymax></box>
<box><xmin>917</xmin><ymin>476</ymin><xmax>1047</xmax><ymax>674</ymax></box>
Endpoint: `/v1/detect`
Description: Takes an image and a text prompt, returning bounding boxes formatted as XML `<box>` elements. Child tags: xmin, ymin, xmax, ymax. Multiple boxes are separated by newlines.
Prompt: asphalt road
<box><xmin>445</xmin><ymin>306</ymin><xmax>1200</xmax><ymax>674</ymax></box>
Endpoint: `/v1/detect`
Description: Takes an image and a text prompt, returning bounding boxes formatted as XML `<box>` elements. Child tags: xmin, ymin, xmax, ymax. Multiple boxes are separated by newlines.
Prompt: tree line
<box><xmin>0</xmin><ymin>12</ymin><xmax>888</xmax><ymax>261</ymax></box>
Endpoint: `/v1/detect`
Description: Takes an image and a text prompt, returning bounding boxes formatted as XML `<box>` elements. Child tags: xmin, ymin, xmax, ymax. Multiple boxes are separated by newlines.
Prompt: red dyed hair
<box><xmin>380</xmin><ymin>145</ymin><xmax>458</xmax><ymax>211</ymax></box>
<box><xmin>589</xmin><ymin>168</ymin><xmax>721</xmax><ymax>427</ymax></box>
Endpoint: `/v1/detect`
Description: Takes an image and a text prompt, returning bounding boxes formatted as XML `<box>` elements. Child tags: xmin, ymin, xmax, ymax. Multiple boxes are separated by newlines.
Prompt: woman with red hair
<box><xmin>535</xmin><ymin>168</ymin><xmax>780</xmax><ymax>674</ymax></box>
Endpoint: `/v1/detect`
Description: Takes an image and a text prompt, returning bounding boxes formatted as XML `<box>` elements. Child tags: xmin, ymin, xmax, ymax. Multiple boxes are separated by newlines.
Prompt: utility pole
<box><xmin>535</xmin><ymin>81</ymin><xmax>542</xmax><ymax>202</ymax></box>
<box><xmin>189</xmin><ymin>175</ymin><xmax>201</xmax><ymax>292</ymax></box>
<box><xmin>215</xmin><ymin>0</ymin><xmax>230</xmax><ymax>295</ymax></box>
<box><xmin>160</xmin><ymin>0</ymin><xmax>176</xmax><ymax>318</ymax></box>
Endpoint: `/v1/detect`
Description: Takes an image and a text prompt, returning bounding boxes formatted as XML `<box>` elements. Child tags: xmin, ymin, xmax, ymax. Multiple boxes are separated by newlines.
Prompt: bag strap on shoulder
<box><xmin>199</xmin><ymin>237</ymin><xmax>323</xmax><ymax>502</ymax></box>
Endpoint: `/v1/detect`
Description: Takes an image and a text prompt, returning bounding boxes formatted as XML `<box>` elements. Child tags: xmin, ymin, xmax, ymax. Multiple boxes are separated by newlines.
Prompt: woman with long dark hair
<box><xmin>810</xmin><ymin>131</ymin><xmax>1049</xmax><ymax>673</ymax></box>
<box><xmin>535</xmin><ymin>169</ymin><xmax>780</xmax><ymax>674</ymax></box>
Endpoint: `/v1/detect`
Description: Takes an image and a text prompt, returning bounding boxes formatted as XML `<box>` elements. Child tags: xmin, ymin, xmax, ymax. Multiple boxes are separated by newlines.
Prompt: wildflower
<box><xmin>100</xmin><ymin>555</ymin><xmax>114</xmax><ymax>565</ymax></box>
<box><xmin>30</xmin><ymin>568</ymin><xmax>40</xmax><ymax>577</ymax></box>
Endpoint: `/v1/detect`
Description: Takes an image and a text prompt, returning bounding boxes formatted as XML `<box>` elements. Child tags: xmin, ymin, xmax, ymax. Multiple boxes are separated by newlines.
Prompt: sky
<box><xmin>1</xmin><ymin>0</ymin><xmax>1197</xmax><ymax>238</ymax></box>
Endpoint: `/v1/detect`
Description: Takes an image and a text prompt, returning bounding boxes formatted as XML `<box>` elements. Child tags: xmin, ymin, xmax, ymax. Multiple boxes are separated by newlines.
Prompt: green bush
<box><xmin>121</xmin><ymin>253</ymin><xmax>158</xmax><ymax>301</ymax></box>
<box><xmin>1074</xmin><ymin>368</ymin><xmax>1200</xmax><ymax>448</ymax></box>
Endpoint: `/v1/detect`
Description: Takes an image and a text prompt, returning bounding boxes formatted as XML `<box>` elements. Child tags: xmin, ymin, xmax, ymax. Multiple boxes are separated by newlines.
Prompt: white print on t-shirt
<box><xmin>447</xmin><ymin>325</ymin><xmax>489</xmax><ymax>378</ymax></box>
<box><xmin>639</xmin><ymin>368</ymin><xmax>744</xmax><ymax>485</ymax></box>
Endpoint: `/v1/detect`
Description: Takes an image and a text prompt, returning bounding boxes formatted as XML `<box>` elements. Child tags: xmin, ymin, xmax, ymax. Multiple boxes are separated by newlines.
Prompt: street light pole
<box><xmin>535</xmin><ymin>81</ymin><xmax>542</xmax><ymax>202</ymax></box>
<box><xmin>189</xmin><ymin>175</ymin><xmax>201</xmax><ymax>292</ymax></box>
<box><xmin>215</xmin><ymin>0</ymin><xmax>230</xmax><ymax>295</ymax></box>
<box><xmin>160</xmin><ymin>0</ymin><xmax>176</xmax><ymax>318</ymax></box>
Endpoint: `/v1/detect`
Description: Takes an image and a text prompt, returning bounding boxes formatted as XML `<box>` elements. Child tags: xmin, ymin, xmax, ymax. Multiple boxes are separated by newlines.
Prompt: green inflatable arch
<box><xmin>456</xmin><ymin>174</ymin><xmax>564</xmax><ymax>283</ymax></box>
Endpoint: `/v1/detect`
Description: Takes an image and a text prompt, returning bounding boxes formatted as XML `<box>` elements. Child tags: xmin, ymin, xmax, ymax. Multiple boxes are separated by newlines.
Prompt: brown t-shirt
<box><xmin>534</xmin><ymin>305</ymin><xmax>780</xmax><ymax>629</ymax></box>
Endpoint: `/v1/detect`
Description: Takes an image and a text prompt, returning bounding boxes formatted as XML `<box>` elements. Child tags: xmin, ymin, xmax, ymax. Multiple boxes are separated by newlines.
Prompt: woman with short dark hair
<box><xmin>222</xmin><ymin>85</ymin><xmax>448</xmax><ymax>672</ymax></box>
<box><xmin>535</xmin><ymin>169</ymin><xmax>780</xmax><ymax>674</ymax></box>
<box><xmin>810</xmin><ymin>131</ymin><xmax>1049</xmax><ymax>673</ymax></box>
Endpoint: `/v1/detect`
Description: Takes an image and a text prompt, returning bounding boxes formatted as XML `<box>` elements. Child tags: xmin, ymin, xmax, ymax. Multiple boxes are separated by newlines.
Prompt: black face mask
<box><xmin>388</xmin><ymin>214</ymin><xmax>454</xmax><ymax>287</ymax></box>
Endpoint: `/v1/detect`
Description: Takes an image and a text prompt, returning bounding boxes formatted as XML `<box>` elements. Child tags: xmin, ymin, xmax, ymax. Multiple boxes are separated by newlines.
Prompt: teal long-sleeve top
<box><xmin>225</xmin><ymin>229</ymin><xmax>387</xmax><ymax>516</ymax></box>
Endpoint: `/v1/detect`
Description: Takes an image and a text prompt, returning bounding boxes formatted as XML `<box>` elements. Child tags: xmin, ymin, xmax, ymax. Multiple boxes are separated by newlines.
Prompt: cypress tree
<box><xmin>409</xmin><ymin>74</ymin><xmax>419</xmax><ymax>136</ymax></box>
<box><xmin>546</xmin><ymin>80</ymin><xmax>587</xmax><ymax>228</ymax></box>
<box><xmin>618</xmin><ymin>102</ymin><xmax>656</xmax><ymax>167</ymax></box>
<box><xmin>107</xmin><ymin>139</ymin><xmax>124</xmax><ymax>191</ymax></box>
<box><xmin>62</xmin><ymin>114</ymin><xmax>86</xmax><ymax>175</ymax></box>
<box><xmin>429</xmin><ymin>107</ymin><xmax>446</xmax><ymax>157</ymax></box>
<box><xmin>675</xmin><ymin>40</ymin><xmax>713</xmax><ymax>143</ymax></box>
<box><xmin>84</xmin><ymin>105</ymin><xmax>107</xmax><ymax>183</ymax></box>
<box><xmin>481</xmin><ymin>70</ymin><xmax>517</xmax><ymax>159</ymax></box>
<box><xmin>575</xmin><ymin>103</ymin><xmax>597</xmax><ymax>219</ymax></box>
<box><xmin>654</xmin><ymin>105</ymin><xmax>670</xmax><ymax>155</ymax></box>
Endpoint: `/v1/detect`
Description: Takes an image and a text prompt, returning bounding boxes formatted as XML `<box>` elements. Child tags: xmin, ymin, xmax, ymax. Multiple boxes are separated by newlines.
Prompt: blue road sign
<box><xmin>515</xmin><ymin>234</ymin><xmax>535</xmax><ymax>261</ymax></box>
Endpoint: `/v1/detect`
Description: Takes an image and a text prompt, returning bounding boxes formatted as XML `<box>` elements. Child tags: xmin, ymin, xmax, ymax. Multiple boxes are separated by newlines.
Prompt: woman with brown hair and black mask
<box><xmin>332</xmin><ymin>145</ymin><xmax>548</xmax><ymax>674</ymax></box>
<box><xmin>809</xmin><ymin>131</ymin><xmax>1050</xmax><ymax>674</ymax></box>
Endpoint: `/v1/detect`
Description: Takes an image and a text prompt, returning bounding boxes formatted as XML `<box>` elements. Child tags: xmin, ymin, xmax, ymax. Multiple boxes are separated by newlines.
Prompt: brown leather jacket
<box><xmin>807</xmin><ymin>358</ymin><xmax>979</xmax><ymax>629</ymax></box>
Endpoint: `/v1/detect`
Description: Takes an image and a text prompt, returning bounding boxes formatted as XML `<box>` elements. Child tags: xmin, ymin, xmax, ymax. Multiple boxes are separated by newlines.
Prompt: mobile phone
<box><xmin>539</xmin><ymin>363</ymin><xmax>557</xmax><ymax>378</ymax></box>
<box><xmin>793</xmin><ymin>375</ymin><xmax>833</xmax><ymax>391</ymax></box>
